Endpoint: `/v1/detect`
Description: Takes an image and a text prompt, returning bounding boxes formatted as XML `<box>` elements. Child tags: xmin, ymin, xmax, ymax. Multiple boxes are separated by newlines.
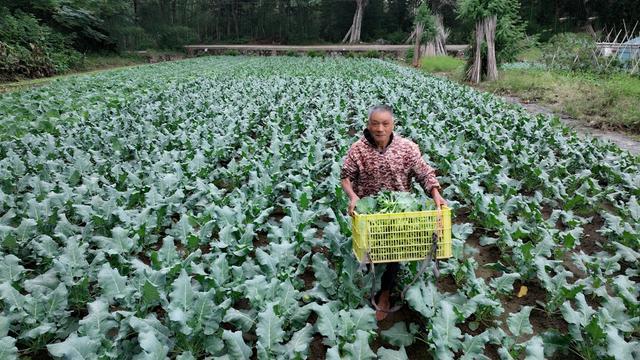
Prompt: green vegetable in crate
<box><xmin>355</xmin><ymin>190</ymin><xmax>436</xmax><ymax>214</ymax></box>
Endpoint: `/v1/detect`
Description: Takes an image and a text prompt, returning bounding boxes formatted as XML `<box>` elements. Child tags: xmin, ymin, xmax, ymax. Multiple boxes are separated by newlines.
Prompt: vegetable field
<box><xmin>0</xmin><ymin>57</ymin><xmax>638</xmax><ymax>359</ymax></box>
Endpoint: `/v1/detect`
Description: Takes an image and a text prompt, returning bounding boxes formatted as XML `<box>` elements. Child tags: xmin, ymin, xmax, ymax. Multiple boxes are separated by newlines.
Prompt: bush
<box><xmin>0</xmin><ymin>10</ymin><xmax>81</xmax><ymax>80</ymax></box>
<box><xmin>306</xmin><ymin>50</ymin><xmax>325</xmax><ymax>58</ymax></box>
<box><xmin>405</xmin><ymin>48</ymin><xmax>414</xmax><ymax>63</ymax></box>
<box><xmin>494</xmin><ymin>7</ymin><xmax>527</xmax><ymax>64</ymax></box>
<box><xmin>540</xmin><ymin>32</ymin><xmax>631</xmax><ymax>75</ymax></box>
<box><xmin>362</xmin><ymin>50</ymin><xmax>381</xmax><ymax>58</ymax></box>
<box><xmin>284</xmin><ymin>50</ymin><xmax>300</xmax><ymax>57</ymax></box>
<box><xmin>541</xmin><ymin>33</ymin><xmax>598</xmax><ymax>72</ymax></box>
<box><xmin>223</xmin><ymin>50</ymin><xmax>241</xmax><ymax>56</ymax></box>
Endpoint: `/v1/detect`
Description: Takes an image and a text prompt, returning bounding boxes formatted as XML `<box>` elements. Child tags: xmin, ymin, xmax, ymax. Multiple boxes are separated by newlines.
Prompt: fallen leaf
<box><xmin>517</xmin><ymin>285</ymin><xmax>528</xmax><ymax>298</ymax></box>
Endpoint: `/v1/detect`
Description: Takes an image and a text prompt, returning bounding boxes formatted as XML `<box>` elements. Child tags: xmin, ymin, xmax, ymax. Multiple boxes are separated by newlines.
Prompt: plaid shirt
<box><xmin>340</xmin><ymin>130</ymin><xmax>441</xmax><ymax>198</ymax></box>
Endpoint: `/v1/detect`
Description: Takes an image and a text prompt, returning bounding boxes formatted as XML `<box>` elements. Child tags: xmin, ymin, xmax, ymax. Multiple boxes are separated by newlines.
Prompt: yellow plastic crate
<box><xmin>352</xmin><ymin>206</ymin><xmax>452</xmax><ymax>264</ymax></box>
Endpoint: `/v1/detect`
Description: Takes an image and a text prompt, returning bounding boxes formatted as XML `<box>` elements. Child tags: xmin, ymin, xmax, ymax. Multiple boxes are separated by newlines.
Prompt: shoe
<box><xmin>375</xmin><ymin>290</ymin><xmax>390</xmax><ymax>321</ymax></box>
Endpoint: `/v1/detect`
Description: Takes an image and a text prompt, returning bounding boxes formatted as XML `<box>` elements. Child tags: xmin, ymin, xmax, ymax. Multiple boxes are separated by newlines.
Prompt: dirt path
<box><xmin>501</xmin><ymin>95</ymin><xmax>640</xmax><ymax>156</ymax></box>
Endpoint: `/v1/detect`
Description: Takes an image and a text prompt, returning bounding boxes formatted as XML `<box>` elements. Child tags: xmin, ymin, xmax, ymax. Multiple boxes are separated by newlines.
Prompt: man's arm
<box><xmin>430</xmin><ymin>187</ymin><xmax>447</xmax><ymax>209</ymax></box>
<box><xmin>341</xmin><ymin>178</ymin><xmax>359</xmax><ymax>216</ymax></box>
<box><xmin>341</xmin><ymin>148</ymin><xmax>360</xmax><ymax>216</ymax></box>
<box><xmin>410</xmin><ymin>144</ymin><xmax>447</xmax><ymax>208</ymax></box>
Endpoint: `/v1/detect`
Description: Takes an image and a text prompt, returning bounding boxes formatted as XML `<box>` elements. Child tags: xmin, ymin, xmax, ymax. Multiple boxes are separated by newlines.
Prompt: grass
<box><xmin>420</xmin><ymin>55</ymin><xmax>465</xmax><ymax>74</ymax></box>
<box><xmin>417</xmin><ymin>51</ymin><xmax>640</xmax><ymax>133</ymax></box>
<box><xmin>479</xmin><ymin>69</ymin><xmax>640</xmax><ymax>132</ymax></box>
<box><xmin>78</xmin><ymin>53</ymin><xmax>149</xmax><ymax>70</ymax></box>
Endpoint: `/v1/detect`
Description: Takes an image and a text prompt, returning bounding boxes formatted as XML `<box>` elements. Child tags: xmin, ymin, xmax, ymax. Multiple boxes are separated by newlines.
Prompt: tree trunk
<box><xmin>554</xmin><ymin>0</ymin><xmax>559</xmax><ymax>33</ymax></box>
<box><xmin>412</xmin><ymin>23</ymin><xmax>423</xmax><ymax>67</ymax></box>
<box><xmin>467</xmin><ymin>20</ymin><xmax>484</xmax><ymax>83</ymax></box>
<box><xmin>171</xmin><ymin>0</ymin><xmax>177</xmax><ymax>24</ymax></box>
<box><xmin>343</xmin><ymin>0</ymin><xmax>367</xmax><ymax>44</ymax></box>
<box><xmin>353</xmin><ymin>1</ymin><xmax>364</xmax><ymax>43</ymax></box>
<box><xmin>159</xmin><ymin>0</ymin><xmax>166</xmax><ymax>23</ymax></box>
<box><xmin>213</xmin><ymin>1</ymin><xmax>218</xmax><ymax>41</ymax></box>
<box><xmin>405</xmin><ymin>28</ymin><xmax>416</xmax><ymax>44</ymax></box>
<box><xmin>424</xmin><ymin>42</ymin><xmax>436</xmax><ymax>56</ymax></box>
<box><xmin>484</xmin><ymin>15</ymin><xmax>498</xmax><ymax>81</ymax></box>
<box><xmin>132</xmin><ymin>0</ymin><xmax>138</xmax><ymax>21</ymax></box>
<box><xmin>226</xmin><ymin>7</ymin><xmax>231</xmax><ymax>38</ymax></box>
<box><xmin>233</xmin><ymin>0</ymin><xmax>239</xmax><ymax>40</ymax></box>
<box><xmin>434</xmin><ymin>14</ymin><xmax>448</xmax><ymax>55</ymax></box>
<box><xmin>342</xmin><ymin>25</ymin><xmax>353</xmax><ymax>43</ymax></box>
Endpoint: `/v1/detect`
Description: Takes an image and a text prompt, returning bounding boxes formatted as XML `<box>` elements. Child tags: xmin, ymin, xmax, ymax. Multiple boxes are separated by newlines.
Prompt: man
<box><xmin>340</xmin><ymin>104</ymin><xmax>447</xmax><ymax>321</ymax></box>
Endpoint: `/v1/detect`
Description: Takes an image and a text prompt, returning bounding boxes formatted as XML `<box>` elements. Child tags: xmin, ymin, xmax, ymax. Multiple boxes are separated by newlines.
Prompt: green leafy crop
<box><xmin>0</xmin><ymin>56</ymin><xmax>637</xmax><ymax>359</ymax></box>
<box><xmin>356</xmin><ymin>191</ymin><xmax>436</xmax><ymax>214</ymax></box>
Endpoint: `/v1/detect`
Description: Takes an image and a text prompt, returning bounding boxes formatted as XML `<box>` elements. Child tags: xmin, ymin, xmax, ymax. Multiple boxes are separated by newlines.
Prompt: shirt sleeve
<box><xmin>340</xmin><ymin>148</ymin><xmax>359</xmax><ymax>181</ymax></box>
<box><xmin>409</xmin><ymin>144</ymin><xmax>441</xmax><ymax>195</ymax></box>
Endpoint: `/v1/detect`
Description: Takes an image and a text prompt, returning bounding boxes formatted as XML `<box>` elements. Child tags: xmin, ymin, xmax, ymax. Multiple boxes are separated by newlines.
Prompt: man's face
<box><xmin>367</xmin><ymin>111</ymin><xmax>394</xmax><ymax>146</ymax></box>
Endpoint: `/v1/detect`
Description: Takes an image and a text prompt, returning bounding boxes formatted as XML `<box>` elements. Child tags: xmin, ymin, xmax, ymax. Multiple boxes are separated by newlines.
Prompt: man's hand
<box><xmin>341</xmin><ymin>178</ymin><xmax>360</xmax><ymax>216</ymax></box>
<box><xmin>431</xmin><ymin>188</ymin><xmax>448</xmax><ymax>209</ymax></box>
<box><xmin>348</xmin><ymin>195</ymin><xmax>360</xmax><ymax>216</ymax></box>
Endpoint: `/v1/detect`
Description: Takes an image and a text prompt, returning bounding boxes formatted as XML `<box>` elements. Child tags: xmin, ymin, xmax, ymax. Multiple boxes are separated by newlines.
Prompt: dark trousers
<box><xmin>380</xmin><ymin>262</ymin><xmax>400</xmax><ymax>292</ymax></box>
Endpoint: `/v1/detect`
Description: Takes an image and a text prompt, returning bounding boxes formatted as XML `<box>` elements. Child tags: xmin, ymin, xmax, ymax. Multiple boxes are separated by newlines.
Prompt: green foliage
<box><xmin>381</xmin><ymin>322</ymin><xmax>416</xmax><ymax>347</ymax></box>
<box><xmin>345</xmin><ymin>50</ymin><xmax>382</xmax><ymax>59</ymax></box>
<box><xmin>50</xmin><ymin>4</ymin><xmax>110</xmax><ymax>44</ymax></box>
<box><xmin>362</xmin><ymin>50</ymin><xmax>382</xmax><ymax>58</ymax></box>
<box><xmin>415</xmin><ymin>3</ymin><xmax>437</xmax><ymax>43</ymax></box>
<box><xmin>405</xmin><ymin>48</ymin><xmax>414</xmax><ymax>63</ymax></box>
<box><xmin>494</xmin><ymin>1</ymin><xmax>527</xmax><ymax>63</ymax></box>
<box><xmin>542</xmin><ymin>33</ymin><xmax>599</xmax><ymax>72</ymax></box>
<box><xmin>356</xmin><ymin>191</ymin><xmax>435</xmax><ymax>214</ymax></box>
<box><xmin>4</xmin><ymin>0</ymin><xmax>118</xmax><ymax>51</ymax></box>
<box><xmin>306</xmin><ymin>50</ymin><xmax>325</xmax><ymax>57</ymax></box>
<box><xmin>540</xmin><ymin>33</ymin><xmax>635</xmax><ymax>76</ymax></box>
<box><xmin>0</xmin><ymin>10</ymin><xmax>82</xmax><ymax>80</ymax></box>
<box><xmin>457</xmin><ymin>0</ymin><xmax>514</xmax><ymax>23</ymax></box>
<box><xmin>457</xmin><ymin>0</ymin><xmax>527</xmax><ymax>64</ymax></box>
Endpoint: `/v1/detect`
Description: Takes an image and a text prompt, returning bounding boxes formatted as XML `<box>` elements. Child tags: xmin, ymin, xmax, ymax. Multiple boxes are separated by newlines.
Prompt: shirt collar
<box><xmin>363</xmin><ymin>128</ymin><xmax>394</xmax><ymax>152</ymax></box>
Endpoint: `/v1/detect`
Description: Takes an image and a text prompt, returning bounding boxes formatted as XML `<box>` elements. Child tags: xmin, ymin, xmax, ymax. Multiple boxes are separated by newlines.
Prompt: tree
<box><xmin>411</xmin><ymin>2</ymin><xmax>436</xmax><ymax>67</ymax></box>
<box><xmin>457</xmin><ymin>0</ymin><xmax>525</xmax><ymax>82</ymax></box>
<box><xmin>342</xmin><ymin>0</ymin><xmax>368</xmax><ymax>44</ymax></box>
<box><xmin>424</xmin><ymin>13</ymin><xmax>448</xmax><ymax>56</ymax></box>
